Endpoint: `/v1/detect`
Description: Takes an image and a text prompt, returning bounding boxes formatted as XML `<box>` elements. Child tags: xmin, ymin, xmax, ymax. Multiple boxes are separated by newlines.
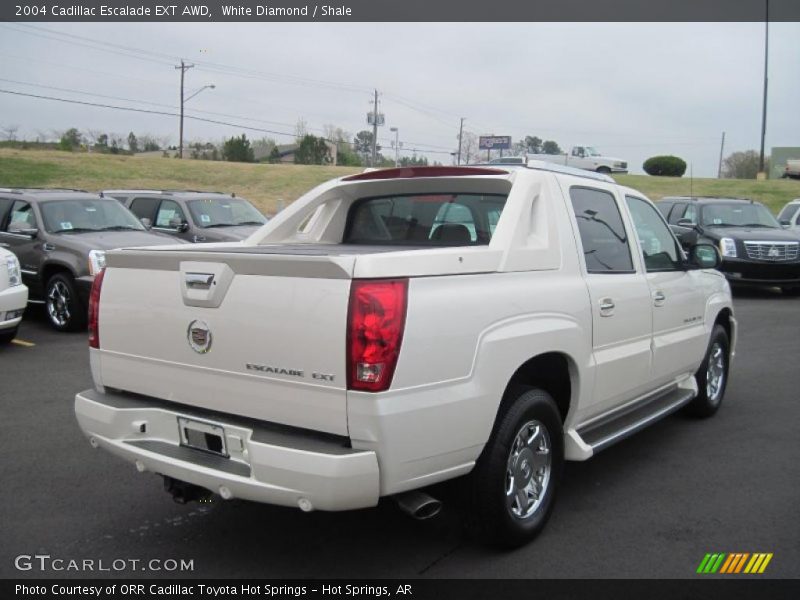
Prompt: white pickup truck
<box><xmin>492</xmin><ymin>145</ymin><xmax>628</xmax><ymax>174</ymax></box>
<box><xmin>75</xmin><ymin>163</ymin><xmax>735</xmax><ymax>547</ymax></box>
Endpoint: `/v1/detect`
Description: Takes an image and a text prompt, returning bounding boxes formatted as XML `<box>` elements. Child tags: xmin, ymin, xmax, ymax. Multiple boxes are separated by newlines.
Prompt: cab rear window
<box><xmin>343</xmin><ymin>193</ymin><xmax>507</xmax><ymax>246</ymax></box>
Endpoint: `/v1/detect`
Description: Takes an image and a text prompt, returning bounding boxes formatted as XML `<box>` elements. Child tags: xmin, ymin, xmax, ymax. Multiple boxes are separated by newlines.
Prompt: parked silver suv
<box><xmin>104</xmin><ymin>190</ymin><xmax>268</xmax><ymax>243</ymax></box>
<box><xmin>0</xmin><ymin>188</ymin><xmax>180</xmax><ymax>331</ymax></box>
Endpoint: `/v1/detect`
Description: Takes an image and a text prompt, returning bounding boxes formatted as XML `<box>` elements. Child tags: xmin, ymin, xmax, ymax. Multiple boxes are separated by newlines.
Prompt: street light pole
<box><xmin>390</xmin><ymin>127</ymin><xmax>399</xmax><ymax>167</ymax></box>
<box><xmin>758</xmin><ymin>0</ymin><xmax>769</xmax><ymax>176</ymax></box>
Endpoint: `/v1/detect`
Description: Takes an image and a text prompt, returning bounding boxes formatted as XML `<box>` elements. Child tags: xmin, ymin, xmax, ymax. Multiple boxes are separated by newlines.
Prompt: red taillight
<box><xmin>347</xmin><ymin>279</ymin><xmax>408</xmax><ymax>392</ymax></box>
<box><xmin>88</xmin><ymin>268</ymin><xmax>105</xmax><ymax>349</ymax></box>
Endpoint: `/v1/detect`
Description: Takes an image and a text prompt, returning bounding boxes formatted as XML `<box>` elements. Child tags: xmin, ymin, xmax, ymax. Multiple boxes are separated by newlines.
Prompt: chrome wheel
<box><xmin>47</xmin><ymin>280</ymin><xmax>72</xmax><ymax>327</ymax></box>
<box><xmin>505</xmin><ymin>419</ymin><xmax>551</xmax><ymax>519</ymax></box>
<box><xmin>706</xmin><ymin>342</ymin><xmax>726</xmax><ymax>404</ymax></box>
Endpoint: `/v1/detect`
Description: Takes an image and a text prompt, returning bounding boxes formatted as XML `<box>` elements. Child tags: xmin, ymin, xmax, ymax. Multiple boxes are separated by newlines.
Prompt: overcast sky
<box><xmin>0</xmin><ymin>22</ymin><xmax>798</xmax><ymax>177</ymax></box>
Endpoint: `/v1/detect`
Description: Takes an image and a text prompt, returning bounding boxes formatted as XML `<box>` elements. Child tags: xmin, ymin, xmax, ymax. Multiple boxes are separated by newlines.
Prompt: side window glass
<box><xmin>129</xmin><ymin>197</ymin><xmax>159</xmax><ymax>221</ymax></box>
<box><xmin>155</xmin><ymin>200</ymin><xmax>186</xmax><ymax>229</ymax></box>
<box><xmin>6</xmin><ymin>201</ymin><xmax>37</xmax><ymax>232</ymax></box>
<box><xmin>682</xmin><ymin>204</ymin><xmax>697</xmax><ymax>224</ymax></box>
<box><xmin>667</xmin><ymin>203</ymin><xmax>686</xmax><ymax>224</ymax></box>
<box><xmin>625</xmin><ymin>196</ymin><xmax>681</xmax><ymax>271</ymax></box>
<box><xmin>569</xmin><ymin>187</ymin><xmax>633</xmax><ymax>273</ymax></box>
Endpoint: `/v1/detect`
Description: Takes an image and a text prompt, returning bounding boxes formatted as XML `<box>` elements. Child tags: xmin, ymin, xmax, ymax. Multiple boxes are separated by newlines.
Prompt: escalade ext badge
<box><xmin>187</xmin><ymin>320</ymin><xmax>212</xmax><ymax>354</ymax></box>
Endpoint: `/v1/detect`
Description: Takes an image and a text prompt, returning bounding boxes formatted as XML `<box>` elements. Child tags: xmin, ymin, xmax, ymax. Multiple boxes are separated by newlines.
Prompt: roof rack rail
<box><xmin>471</xmin><ymin>160</ymin><xmax>615</xmax><ymax>183</ymax></box>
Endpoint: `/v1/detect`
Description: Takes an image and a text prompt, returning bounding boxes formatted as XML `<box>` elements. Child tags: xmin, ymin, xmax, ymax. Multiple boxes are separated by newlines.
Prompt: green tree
<box><xmin>59</xmin><ymin>128</ymin><xmax>82</xmax><ymax>151</ymax></box>
<box><xmin>354</xmin><ymin>130</ymin><xmax>379</xmax><ymax>165</ymax></box>
<box><xmin>222</xmin><ymin>134</ymin><xmax>255</xmax><ymax>163</ymax></box>
<box><xmin>127</xmin><ymin>132</ymin><xmax>139</xmax><ymax>153</ymax></box>
<box><xmin>294</xmin><ymin>134</ymin><xmax>331</xmax><ymax>165</ymax></box>
<box><xmin>268</xmin><ymin>146</ymin><xmax>282</xmax><ymax>164</ymax></box>
<box><xmin>542</xmin><ymin>140</ymin><xmax>562</xmax><ymax>155</ymax></box>
<box><xmin>399</xmin><ymin>154</ymin><xmax>429</xmax><ymax>167</ymax></box>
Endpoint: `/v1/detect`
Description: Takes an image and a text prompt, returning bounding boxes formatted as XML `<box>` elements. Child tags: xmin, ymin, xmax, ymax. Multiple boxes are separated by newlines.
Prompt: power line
<box><xmin>0</xmin><ymin>88</ymin><xmax>456</xmax><ymax>156</ymax></box>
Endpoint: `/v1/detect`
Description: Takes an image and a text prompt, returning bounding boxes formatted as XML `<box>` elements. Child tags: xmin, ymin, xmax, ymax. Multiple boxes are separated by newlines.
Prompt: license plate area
<box><xmin>178</xmin><ymin>417</ymin><xmax>228</xmax><ymax>457</ymax></box>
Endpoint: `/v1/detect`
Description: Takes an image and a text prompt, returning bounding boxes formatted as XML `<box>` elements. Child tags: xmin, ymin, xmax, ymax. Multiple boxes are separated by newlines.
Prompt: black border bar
<box><xmin>2</xmin><ymin>0</ymin><xmax>800</xmax><ymax>22</ymax></box>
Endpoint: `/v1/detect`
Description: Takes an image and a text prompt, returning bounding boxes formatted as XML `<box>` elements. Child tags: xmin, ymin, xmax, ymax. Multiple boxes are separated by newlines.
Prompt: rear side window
<box><xmin>778</xmin><ymin>203</ymin><xmax>800</xmax><ymax>223</ymax></box>
<box><xmin>344</xmin><ymin>193</ymin><xmax>508</xmax><ymax>246</ymax></box>
<box><xmin>569</xmin><ymin>187</ymin><xmax>633</xmax><ymax>273</ymax></box>
<box><xmin>129</xmin><ymin>197</ymin><xmax>159</xmax><ymax>221</ymax></box>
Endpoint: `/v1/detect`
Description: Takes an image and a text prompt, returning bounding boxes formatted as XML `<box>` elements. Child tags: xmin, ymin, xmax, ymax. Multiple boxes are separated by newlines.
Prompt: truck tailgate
<box><xmin>95</xmin><ymin>248</ymin><xmax>356</xmax><ymax>436</ymax></box>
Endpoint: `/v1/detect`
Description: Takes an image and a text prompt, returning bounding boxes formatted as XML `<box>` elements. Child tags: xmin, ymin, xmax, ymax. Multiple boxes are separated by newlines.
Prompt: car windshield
<box><xmin>344</xmin><ymin>193</ymin><xmax>508</xmax><ymax>246</ymax></box>
<box><xmin>701</xmin><ymin>203</ymin><xmax>780</xmax><ymax>228</ymax></box>
<box><xmin>40</xmin><ymin>199</ymin><xmax>145</xmax><ymax>233</ymax></box>
<box><xmin>186</xmin><ymin>197</ymin><xmax>267</xmax><ymax>228</ymax></box>
<box><xmin>584</xmin><ymin>147</ymin><xmax>601</xmax><ymax>156</ymax></box>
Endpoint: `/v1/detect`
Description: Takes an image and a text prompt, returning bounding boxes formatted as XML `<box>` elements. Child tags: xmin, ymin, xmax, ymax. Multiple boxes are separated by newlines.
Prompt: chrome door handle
<box><xmin>185</xmin><ymin>272</ymin><xmax>215</xmax><ymax>290</ymax></box>
<box><xmin>653</xmin><ymin>291</ymin><xmax>666</xmax><ymax>307</ymax></box>
<box><xmin>599</xmin><ymin>298</ymin><xmax>615</xmax><ymax>317</ymax></box>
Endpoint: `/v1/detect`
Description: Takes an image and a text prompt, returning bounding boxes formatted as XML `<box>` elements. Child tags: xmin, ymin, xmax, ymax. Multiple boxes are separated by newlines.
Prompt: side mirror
<box><xmin>688</xmin><ymin>243</ymin><xmax>721</xmax><ymax>270</ymax></box>
<box><xmin>779</xmin><ymin>219</ymin><xmax>791</xmax><ymax>227</ymax></box>
<box><xmin>177</xmin><ymin>221</ymin><xmax>190</xmax><ymax>233</ymax></box>
<box><xmin>10</xmin><ymin>227</ymin><xmax>38</xmax><ymax>238</ymax></box>
<box><xmin>676</xmin><ymin>218</ymin><xmax>696</xmax><ymax>228</ymax></box>
<box><xmin>140</xmin><ymin>217</ymin><xmax>152</xmax><ymax>229</ymax></box>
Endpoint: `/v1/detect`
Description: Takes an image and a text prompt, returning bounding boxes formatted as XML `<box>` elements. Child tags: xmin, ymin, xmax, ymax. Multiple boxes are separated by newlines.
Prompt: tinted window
<box><xmin>344</xmin><ymin>193</ymin><xmax>507</xmax><ymax>246</ymax></box>
<box><xmin>569</xmin><ymin>187</ymin><xmax>633</xmax><ymax>273</ymax></box>
<box><xmin>626</xmin><ymin>196</ymin><xmax>681</xmax><ymax>271</ymax></box>
<box><xmin>129</xmin><ymin>197</ymin><xmax>159</xmax><ymax>221</ymax></box>
<box><xmin>5</xmin><ymin>200</ymin><xmax>37</xmax><ymax>232</ymax></box>
<box><xmin>155</xmin><ymin>199</ymin><xmax>187</xmax><ymax>229</ymax></box>
<box><xmin>656</xmin><ymin>201</ymin><xmax>672</xmax><ymax>219</ymax></box>
<box><xmin>0</xmin><ymin>198</ymin><xmax>15</xmax><ymax>227</ymax></box>
<box><xmin>682</xmin><ymin>204</ymin><xmax>698</xmax><ymax>224</ymax></box>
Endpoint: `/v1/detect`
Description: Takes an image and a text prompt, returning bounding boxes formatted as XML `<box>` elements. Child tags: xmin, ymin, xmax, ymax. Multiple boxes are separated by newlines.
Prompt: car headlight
<box><xmin>88</xmin><ymin>250</ymin><xmax>107</xmax><ymax>276</ymax></box>
<box><xmin>719</xmin><ymin>238</ymin><xmax>737</xmax><ymax>258</ymax></box>
<box><xmin>5</xmin><ymin>255</ymin><xmax>21</xmax><ymax>286</ymax></box>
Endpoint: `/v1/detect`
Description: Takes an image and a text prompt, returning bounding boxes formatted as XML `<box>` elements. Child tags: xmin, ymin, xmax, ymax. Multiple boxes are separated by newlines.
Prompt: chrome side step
<box><xmin>577</xmin><ymin>383</ymin><xmax>697</xmax><ymax>454</ymax></box>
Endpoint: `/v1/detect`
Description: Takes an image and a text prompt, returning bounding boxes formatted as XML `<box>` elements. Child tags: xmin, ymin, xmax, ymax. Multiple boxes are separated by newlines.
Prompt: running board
<box><xmin>576</xmin><ymin>383</ymin><xmax>697</xmax><ymax>454</ymax></box>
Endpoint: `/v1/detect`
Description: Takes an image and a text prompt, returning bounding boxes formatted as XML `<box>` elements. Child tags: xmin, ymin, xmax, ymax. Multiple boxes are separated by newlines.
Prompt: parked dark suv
<box><xmin>658</xmin><ymin>196</ymin><xmax>800</xmax><ymax>293</ymax></box>
<box><xmin>103</xmin><ymin>190</ymin><xmax>268</xmax><ymax>243</ymax></box>
<box><xmin>0</xmin><ymin>188</ymin><xmax>181</xmax><ymax>331</ymax></box>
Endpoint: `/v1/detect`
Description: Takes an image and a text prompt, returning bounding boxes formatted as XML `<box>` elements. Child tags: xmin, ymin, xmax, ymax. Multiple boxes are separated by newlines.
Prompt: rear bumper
<box><xmin>74</xmin><ymin>388</ymin><xmax>380</xmax><ymax>511</ymax></box>
<box><xmin>0</xmin><ymin>284</ymin><xmax>28</xmax><ymax>331</ymax></box>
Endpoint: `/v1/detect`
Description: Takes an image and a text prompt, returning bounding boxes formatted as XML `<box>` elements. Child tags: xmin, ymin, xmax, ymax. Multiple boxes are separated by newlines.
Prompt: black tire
<box><xmin>596</xmin><ymin>166</ymin><xmax>611</xmax><ymax>174</ymax></box>
<box><xmin>45</xmin><ymin>272</ymin><xmax>86</xmax><ymax>332</ymax></box>
<box><xmin>685</xmin><ymin>324</ymin><xmax>729</xmax><ymax>418</ymax></box>
<box><xmin>466</xmin><ymin>387</ymin><xmax>563</xmax><ymax>548</ymax></box>
<box><xmin>0</xmin><ymin>327</ymin><xmax>18</xmax><ymax>344</ymax></box>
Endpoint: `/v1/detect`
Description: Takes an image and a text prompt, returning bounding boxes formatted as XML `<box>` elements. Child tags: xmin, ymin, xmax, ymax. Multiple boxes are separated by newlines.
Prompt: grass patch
<box><xmin>1</xmin><ymin>149</ymin><xmax>798</xmax><ymax>214</ymax></box>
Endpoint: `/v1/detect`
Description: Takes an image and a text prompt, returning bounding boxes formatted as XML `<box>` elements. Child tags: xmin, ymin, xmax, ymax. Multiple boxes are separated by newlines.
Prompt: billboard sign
<box><xmin>479</xmin><ymin>135</ymin><xmax>511</xmax><ymax>150</ymax></box>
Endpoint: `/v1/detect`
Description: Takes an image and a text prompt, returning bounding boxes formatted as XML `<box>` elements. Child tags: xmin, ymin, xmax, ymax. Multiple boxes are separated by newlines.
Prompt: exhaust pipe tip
<box><xmin>393</xmin><ymin>490</ymin><xmax>442</xmax><ymax>520</ymax></box>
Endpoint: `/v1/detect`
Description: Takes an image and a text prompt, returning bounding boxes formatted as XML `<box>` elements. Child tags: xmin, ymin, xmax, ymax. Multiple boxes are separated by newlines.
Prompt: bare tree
<box><xmin>722</xmin><ymin>150</ymin><xmax>765</xmax><ymax>179</ymax></box>
<box><xmin>459</xmin><ymin>131</ymin><xmax>481</xmax><ymax>164</ymax></box>
<box><xmin>1</xmin><ymin>124</ymin><xmax>19</xmax><ymax>141</ymax></box>
<box><xmin>294</xmin><ymin>117</ymin><xmax>308</xmax><ymax>141</ymax></box>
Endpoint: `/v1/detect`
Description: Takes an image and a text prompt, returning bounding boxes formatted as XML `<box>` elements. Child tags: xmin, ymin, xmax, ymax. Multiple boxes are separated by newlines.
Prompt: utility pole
<box><xmin>717</xmin><ymin>131</ymin><xmax>726</xmax><ymax>178</ymax></box>
<box><xmin>758</xmin><ymin>0</ymin><xmax>769</xmax><ymax>176</ymax></box>
<box><xmin>176</xmin><ymin>59</ymin><xmax>194</xmax><ymax>159</ymax></box>
<box><xmin>457</xmin><ymin>117</ymin><xmax>464</xmax><ymax>165</ymax></box>
<box><xmin>371</xmin><ymin>89</ymin><xmax>379</xmax><ymax>167</ymax></box>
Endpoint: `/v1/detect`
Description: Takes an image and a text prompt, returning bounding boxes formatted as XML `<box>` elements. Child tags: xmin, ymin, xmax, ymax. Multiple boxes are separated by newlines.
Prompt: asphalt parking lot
<box><xmin>1</xmin><ymin>288</ymin><xmax>798</xmax><ymax>580</ymax></box>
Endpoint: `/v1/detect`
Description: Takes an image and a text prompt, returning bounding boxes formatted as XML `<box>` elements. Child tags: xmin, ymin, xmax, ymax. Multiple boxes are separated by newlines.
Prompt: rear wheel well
<box><xmin>505</xmin><ymin>353</ymin><xmax>573</xmax><ymax>424</ymax></box>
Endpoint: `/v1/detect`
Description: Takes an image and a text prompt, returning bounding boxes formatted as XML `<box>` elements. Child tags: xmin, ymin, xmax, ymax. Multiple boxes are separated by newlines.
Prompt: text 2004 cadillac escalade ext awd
<box><xmin>75</xmin><ymin>163</ymin><xmax>736</xmax><ymax>547</ymax></box>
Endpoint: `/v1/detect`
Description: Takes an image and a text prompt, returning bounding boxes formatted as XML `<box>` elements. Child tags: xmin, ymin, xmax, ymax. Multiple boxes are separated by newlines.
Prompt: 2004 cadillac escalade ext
<box><xmin>75</xmin><ymin>163</ymin><xmax>736</xmax><ymax>547</ymax></box>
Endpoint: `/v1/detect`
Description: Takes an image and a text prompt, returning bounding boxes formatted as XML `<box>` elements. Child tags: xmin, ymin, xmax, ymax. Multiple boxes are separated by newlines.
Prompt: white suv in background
<box><xmin>0</xmin><ymin>247</ymin><xmax>28</xmax><ymax>343</ymax></box>
<box><xmin>777</xmin><ymin>199</ymin><xmax>800</xmax><ymax>229</ymax></box>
